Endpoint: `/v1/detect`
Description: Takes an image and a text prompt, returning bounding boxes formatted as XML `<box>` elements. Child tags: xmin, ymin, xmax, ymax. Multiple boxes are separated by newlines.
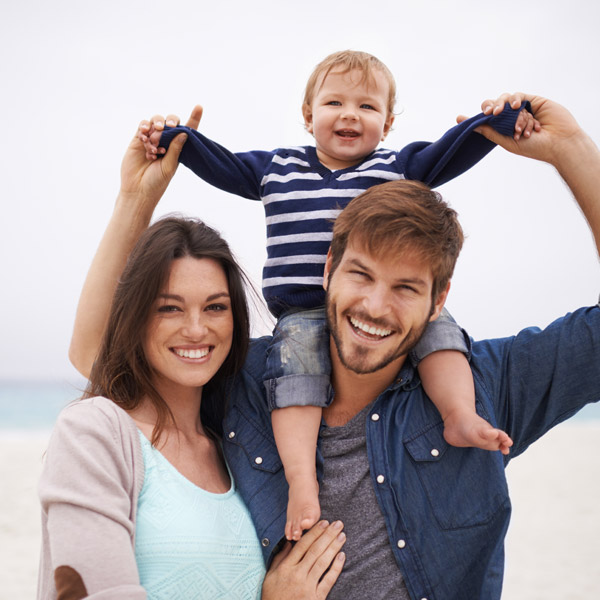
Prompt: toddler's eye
<box><xmin>326</xmin><ymin>101</ymin><xmax>342</xmax><ymax>106</ymax></box>
<box><xmin>361</xmin><ymin>103</ymin><xmax>375</xmax><ymax>110</ymax></box>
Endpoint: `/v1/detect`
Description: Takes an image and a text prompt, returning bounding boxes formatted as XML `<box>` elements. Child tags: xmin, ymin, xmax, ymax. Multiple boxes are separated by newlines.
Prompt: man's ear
<box><xmin>323</xmin><ymin>249</ymin><xmax>333</xmax><ymax>291</ymax></box>
<box><xmin>429</xmin><ymin>281</ymin><xmax>451</xmax><ymax>322</ymax></box>
<box><xmin>302</xmin><ymin>103</ymin><xmax>314</xmax><ymax>135</ymax></box>
<box><xmin>381</xmin><ymin>114</ymin><xmax>395</xmax><ymax>141</ymax></box>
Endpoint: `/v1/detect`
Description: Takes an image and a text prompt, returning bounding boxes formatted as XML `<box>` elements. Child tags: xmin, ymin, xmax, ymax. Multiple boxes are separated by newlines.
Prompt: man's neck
<box><xmin>323</xmin><ymin>338</ymin><xmax>406</xmax><ymax>427</ymax></box>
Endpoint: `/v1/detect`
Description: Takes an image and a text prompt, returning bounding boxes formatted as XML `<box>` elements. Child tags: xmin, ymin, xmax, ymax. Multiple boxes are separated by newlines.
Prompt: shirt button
<box><xmin>397</xmin><ymin>539</ymin><xmax>406</xmax><ymax>549</ymax></box>
<box><xmin>228</xmin><ymin>431</ymin><xmax>235</xmax><ymax>439</ymax></box>
<box><xmin>371</xmin><ymin>413</ymin><xmax>380</xmax><ymax>421</ymax></box>
<box><xmin>261</xmin><ymin>538</ymin><xmax>270</xmax><ymax>547</ymax></box>
<box><xmin>376</xmin><ymin>474</ymin><xmax>385</xmax><ymax>484</ymax></box>
<box><xmin>430</xmin><ymin>448</ymin><xmax>440</xmax><ymax>457</ymax></box>
<box><xmin>255</xmin><ymin>457</ymin><xmax>263</xmax><ymax>465</ymax></box>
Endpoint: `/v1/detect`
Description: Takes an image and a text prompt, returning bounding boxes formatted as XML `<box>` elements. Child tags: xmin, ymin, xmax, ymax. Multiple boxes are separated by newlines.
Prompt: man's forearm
<box><xmin>552</xmin><ymin>132</ymin><xmax>600</xmax><ymax>257</ymax></box>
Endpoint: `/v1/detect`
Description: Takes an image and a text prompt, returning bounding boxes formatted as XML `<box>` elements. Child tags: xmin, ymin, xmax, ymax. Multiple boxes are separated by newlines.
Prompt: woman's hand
<box><xmin>118</xmin><ymin>105</ymin><xmax>203</xmax><ymax>217</ymax></box>
<box><xmin>261</xmin><ymin>520</ymin><xmax>346</xmax><ymax>600</ymax></box>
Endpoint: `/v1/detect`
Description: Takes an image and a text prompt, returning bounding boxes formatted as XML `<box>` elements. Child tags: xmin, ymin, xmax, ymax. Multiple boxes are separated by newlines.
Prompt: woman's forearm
<box><xmin>69</xmin><ymin>193</ymin><xmax>154</xmax><ymax>377</ymax></box>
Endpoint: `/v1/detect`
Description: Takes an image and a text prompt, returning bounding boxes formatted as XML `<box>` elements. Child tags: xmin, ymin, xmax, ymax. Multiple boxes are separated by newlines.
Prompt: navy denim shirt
<box><xmin>223</xmin><ymin>304</ymin><xmax>600</xmax><ymax>600</ymax></box>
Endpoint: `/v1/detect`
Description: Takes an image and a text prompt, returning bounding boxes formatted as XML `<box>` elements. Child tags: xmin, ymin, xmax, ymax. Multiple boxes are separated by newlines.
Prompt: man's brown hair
<box><xmin>328</xmin><ymin>180</ymin><xmax>464</xmax><ymax>301</ymax></box>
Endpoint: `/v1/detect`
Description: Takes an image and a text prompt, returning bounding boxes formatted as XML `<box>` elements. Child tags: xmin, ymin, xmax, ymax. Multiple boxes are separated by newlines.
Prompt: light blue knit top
<box><xmin>135</xmin><ymin>431</ymin><xmax>265</xmax><ymax>599</ymax></box>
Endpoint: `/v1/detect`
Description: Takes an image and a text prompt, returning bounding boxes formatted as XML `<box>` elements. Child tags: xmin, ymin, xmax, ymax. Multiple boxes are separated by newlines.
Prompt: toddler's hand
<box><xmin>137</xmin><ymin>113</ymin><xmax>182</xmax><ymax>161</ymax></box>
<box><xmin>481</xmin><ymin>92</ymin><xmax>541</xmax><ymax>141</ymax></box>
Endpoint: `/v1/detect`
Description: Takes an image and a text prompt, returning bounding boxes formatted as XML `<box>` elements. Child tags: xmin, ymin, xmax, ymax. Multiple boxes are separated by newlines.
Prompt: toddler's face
<box><xmin>303</xmin><ymin>68</ymin><xmax>394</xmax><ymax>171</ymax></box>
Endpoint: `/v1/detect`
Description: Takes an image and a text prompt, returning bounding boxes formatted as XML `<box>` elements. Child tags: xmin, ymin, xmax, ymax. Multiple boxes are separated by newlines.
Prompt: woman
<box><xmin>38</xmin><ymin>110</ymin><xmax>346</xmax><ymax>599</ymax></box>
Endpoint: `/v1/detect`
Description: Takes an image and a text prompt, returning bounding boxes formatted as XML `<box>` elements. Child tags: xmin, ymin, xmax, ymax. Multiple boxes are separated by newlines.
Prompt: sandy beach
<box><xmin>2</xmin><ymin>422</ymin><xmax>599</xmax><ymax>599</ymax></box>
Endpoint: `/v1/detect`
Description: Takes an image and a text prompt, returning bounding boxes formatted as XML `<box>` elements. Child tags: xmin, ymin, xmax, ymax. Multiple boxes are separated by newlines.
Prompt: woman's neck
<box><xmin>131</xmin><ymin>381</ymin><xmax>205</xmax><ymax>439</ymax></box>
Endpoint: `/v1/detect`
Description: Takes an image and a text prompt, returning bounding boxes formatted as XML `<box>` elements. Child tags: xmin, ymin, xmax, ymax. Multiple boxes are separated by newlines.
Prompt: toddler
<box><xmin>142</xmin><ymin>50</ymin><xmax>536</xmax><ymax>541</ymax></box>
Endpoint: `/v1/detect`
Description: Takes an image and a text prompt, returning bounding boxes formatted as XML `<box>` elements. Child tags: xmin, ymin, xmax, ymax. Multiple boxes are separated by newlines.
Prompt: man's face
<box><xmin>324</xmin><ymin>240</ymin><xmax>448</xmax><ymax>375</ymax></box>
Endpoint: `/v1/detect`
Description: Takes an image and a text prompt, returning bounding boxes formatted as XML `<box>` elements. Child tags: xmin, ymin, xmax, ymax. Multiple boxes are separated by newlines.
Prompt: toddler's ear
<box><xmin>381</xmin><ymin>114</ymin><xmax>395</xmax><ymax>140</ymax></box>
<box><xmin>302</xmin><ymin>104</ymin><xmax>314</xmax><ymax>134</ymax></box>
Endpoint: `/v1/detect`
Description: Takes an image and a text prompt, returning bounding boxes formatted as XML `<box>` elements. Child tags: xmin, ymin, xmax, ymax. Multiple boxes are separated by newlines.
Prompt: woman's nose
<box><xmin>182</xmin><ymin>315</ymin><xmax>208</xmax><ymax>339</ymax></box>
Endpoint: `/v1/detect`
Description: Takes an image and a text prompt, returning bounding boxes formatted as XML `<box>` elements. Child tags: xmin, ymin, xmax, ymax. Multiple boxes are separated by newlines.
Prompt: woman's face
<box><xmin>144</xmin><ymin>256</ymin><xmax>234</xmax><ymax>398</ymax></box>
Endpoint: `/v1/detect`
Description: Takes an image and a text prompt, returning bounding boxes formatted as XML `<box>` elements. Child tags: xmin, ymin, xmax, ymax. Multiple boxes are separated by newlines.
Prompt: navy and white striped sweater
<box><xmin>160</xmin><ymin>104</ymin><xmax>523</xmax><ymax>316</ymax></box>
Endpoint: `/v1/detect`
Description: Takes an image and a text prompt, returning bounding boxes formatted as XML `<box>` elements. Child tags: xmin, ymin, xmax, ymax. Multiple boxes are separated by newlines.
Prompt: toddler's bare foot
<box><xmin>285</xmin><ymin>475</ymin><xmax>320</xmax><ymax>541</ymax></box>
<box><xmin>443</xmin><ymin>409</ymin><xmax>513</xmax><ymax>455</ymax></box>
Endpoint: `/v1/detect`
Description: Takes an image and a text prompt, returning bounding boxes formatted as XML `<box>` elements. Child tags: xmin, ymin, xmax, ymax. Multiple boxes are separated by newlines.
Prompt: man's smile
<box><xmin>348</xmin><ymin>315</ymin><xmax>394</xmax><ymax>340</ymax></box>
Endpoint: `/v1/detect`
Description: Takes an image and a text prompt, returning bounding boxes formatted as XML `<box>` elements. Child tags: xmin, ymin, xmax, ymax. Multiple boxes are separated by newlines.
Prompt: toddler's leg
<box><xmin>418</xmin><ymin>350</ymin><xmax>513</xmax><ymax>454</ymax></box>
<box><xmin>272</xmin><ymin>406</ymin><xmax>322</xmax><ymax>541</ymax></box>
<box><xmin>263</xmin><ymin>308</ymin><xmax>330</xmax><ymax>540</ymax></box>
<box><xmin>414</xmin><ymin>309</ymin><xmax>513</xmax><ymax>454</ymax></box>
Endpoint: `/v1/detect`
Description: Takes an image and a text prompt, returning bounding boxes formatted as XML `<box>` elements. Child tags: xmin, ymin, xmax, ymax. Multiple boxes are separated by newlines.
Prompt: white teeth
<box><xmin>175</xmin><ymin>348</ymin><xmax>209</xmax><ymax>359</ymax></box>
<box><xmin>349</xmin><ymin>317</ymin><xmax>392</xmax><ymax>337</ymax></box>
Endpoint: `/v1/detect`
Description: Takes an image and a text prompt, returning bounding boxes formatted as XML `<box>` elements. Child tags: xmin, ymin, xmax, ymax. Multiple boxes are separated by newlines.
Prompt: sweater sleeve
<box><xmin>398</xmin><ymin>102</ymin><xmax>531</xmax><ymax>188</ymax></box>
<box><xmin>158</xmin><ymin>127</ymin><xmax>274</xmax><ymax>200</ymax></box>
<box><xmin>38</xmin><ymin>399</ymin><xmax>146</xmax><ymax>599</ymax></box>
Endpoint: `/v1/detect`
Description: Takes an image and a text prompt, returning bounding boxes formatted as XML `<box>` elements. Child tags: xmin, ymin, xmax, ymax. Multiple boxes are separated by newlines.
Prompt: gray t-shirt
<box><xmin>319</xmin><ymin>405</ymin><xmax>410</xmax><ymax>599</ymax></box>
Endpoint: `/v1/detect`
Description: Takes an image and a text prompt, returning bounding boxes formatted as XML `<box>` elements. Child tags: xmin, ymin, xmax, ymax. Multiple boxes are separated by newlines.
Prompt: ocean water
<box><xmin>1</xmin><ymin>380</ymin><xmax>599</xmax><ymax>431</ymax></box>
<box><xmin>0</xmin><ymin>380</ymin><xmax>86</xmax><ymax>431</ymax></box>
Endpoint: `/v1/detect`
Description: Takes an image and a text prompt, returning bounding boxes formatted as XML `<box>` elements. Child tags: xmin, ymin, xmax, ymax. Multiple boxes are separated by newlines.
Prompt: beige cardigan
<box><xmin>37</xmin><ymin>396</ymin><xmax>146</xmax><ymax>599</ymax></box>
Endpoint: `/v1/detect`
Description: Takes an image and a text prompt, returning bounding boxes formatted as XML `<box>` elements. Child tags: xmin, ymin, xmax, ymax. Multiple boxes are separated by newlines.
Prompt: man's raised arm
<box><xmin>475</xmin><ymin>93</ymin><xmax>600</xmax><ymax>256</ymax></box>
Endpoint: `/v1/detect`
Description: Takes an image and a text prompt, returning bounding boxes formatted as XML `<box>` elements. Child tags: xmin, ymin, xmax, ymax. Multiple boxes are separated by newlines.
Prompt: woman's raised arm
<box><xmin>69</xmin><ymin>107</ymin><xmax>202</xmax><ymax>377</ymax></box>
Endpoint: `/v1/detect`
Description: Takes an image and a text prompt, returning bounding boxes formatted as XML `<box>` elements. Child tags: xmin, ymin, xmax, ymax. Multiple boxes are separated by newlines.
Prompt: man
<box><xmin>220</xmin><ymin>95</ymin><xmax>600</xmax><ymax>600</ymax></box>
<box><xmin>70</xmin><ymin>94</ymin><xmax>600</xmax><ymax>600</ymax></box>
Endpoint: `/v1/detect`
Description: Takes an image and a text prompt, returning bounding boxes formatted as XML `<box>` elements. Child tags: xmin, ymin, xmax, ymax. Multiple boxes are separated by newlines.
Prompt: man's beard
<box><xmin>326</xmin><ymin>296</ymin><xmax>431</xmax><ymax>375</ymax></box>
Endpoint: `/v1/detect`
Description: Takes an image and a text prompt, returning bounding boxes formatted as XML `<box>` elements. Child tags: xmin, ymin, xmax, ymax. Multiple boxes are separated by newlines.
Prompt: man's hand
<box><xmin>463</xmin><ymin>93</ymin><xmax>585</xmax><ymax>167</ymax></box>
<box><xmin>261</xmin><ymin>520</ymin><xmax>346</xmax><ymax>599</ymax></box>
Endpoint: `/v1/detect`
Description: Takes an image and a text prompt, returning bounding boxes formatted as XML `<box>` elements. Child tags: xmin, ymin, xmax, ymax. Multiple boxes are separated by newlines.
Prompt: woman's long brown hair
<box><xmin>84</xmin><ymin>216</ymin><xmax>250</xmax><ymax>445</ymax></box>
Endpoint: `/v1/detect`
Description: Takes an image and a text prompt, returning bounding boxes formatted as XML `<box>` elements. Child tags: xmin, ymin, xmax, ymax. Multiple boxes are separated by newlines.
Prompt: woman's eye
<box><xmin>157</xmin><ymin>304</ymin><xmax>180</xmax><ymax>313</ymax></box>
<box><xmin>206</xmin><ymin>303</ymin><xmax>228</xmax><ymax>312</ymax></box>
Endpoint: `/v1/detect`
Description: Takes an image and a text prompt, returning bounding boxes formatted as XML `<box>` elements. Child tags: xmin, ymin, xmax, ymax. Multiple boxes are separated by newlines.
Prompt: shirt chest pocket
<box><xmin>404</xmin><ymin>422</ymin><xmax>509</xmax><ymax>530</ymax></box>
<box><xmin>224</xmin><ymin>406</ymin><xmax>283</xmax><ymax>475</ymax></box>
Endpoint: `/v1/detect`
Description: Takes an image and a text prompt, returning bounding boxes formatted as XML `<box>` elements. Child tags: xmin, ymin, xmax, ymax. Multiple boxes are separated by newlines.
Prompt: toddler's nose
<box><xmin>341</xmin><ymin>109</ymin><xmax>358</xmax><ymax>121</ymax></box>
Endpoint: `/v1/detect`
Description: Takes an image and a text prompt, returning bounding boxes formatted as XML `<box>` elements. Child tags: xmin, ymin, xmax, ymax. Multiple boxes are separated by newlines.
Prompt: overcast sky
<box><xmin>2</xmin><ymin>0</ymin><xmax>599</xmax><ymax>382</ymax></box>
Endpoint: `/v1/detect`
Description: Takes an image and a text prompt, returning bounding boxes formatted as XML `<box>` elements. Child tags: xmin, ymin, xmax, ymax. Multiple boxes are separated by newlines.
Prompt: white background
<box><xmin>1</xmin><ymin>0</ymin><xmax>599</xmax><ymax>382</ymax></box>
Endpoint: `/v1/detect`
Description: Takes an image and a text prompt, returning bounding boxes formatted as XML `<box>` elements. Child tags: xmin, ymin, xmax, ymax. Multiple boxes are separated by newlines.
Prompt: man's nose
<box><xmin>362</xmin><ymin>283</ymin><xmax>392</xmax><ymax>318</ymax></box>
